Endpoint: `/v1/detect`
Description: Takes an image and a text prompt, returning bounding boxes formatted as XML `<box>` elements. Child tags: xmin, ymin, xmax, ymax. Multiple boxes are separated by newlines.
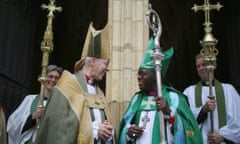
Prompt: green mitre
<box><xmin>139</xmin><ymin>37</ymin><xmax>174</xmax><ymax>77</ymax></box>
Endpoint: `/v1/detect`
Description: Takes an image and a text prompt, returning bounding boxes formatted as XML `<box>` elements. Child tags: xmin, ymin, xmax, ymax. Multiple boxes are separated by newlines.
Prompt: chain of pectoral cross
<box><xmin>192</xmin><ymin>0</ymin><xmax>223</xmax><ymax>27</ymax></box>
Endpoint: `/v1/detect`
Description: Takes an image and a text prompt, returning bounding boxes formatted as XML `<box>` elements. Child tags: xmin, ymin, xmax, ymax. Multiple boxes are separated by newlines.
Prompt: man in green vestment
<box><xmin>118</xmin><ymin>38</ymin><xmax>203</xmax><ymax>144</ymax></box>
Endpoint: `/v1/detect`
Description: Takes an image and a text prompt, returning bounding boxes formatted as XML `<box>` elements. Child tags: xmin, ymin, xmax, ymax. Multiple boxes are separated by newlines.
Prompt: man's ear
<box><xmin>89</xmin><ymin>57</ymin><xmax>96</xmax><ymax>66</ymax></box>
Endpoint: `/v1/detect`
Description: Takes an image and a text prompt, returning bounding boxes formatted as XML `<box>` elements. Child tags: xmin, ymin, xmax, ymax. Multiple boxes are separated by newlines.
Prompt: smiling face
<box><xmin>91</xmin><ymin>58</ymin><xmax>109</xmax><ymax>81</ymax></box>
<box><xmin>195</xmin><ymin>56</ymin><xmax>217</xmax><ymax>82</ymax></box>
<box><xmin>45</xmin><ymin>70</ymin><xmax>61</xmax><ymax>92</ymax></box>
<box><xmin>137</xmin><ymin>68</ymin><xmax>156</xmax><ymax>92</ymax></box>
<box><xmin>196</xmin><ymin>57</ymin><xmax>208</xmax><ymax>82</ymax></box>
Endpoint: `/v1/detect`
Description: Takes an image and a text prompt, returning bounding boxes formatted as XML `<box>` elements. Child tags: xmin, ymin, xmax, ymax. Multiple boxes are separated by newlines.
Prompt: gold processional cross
<box><xmin>192</xmin><ymin>0</ymin><xmax>223</xmax><ymax>27</ymax></box>
<box><xmin>191</xmin><ymin>0</ymin><xmax>223</xmax><ymax>133</ymax></box>
<box><xmin>37</xmin><ymin>0</ymin><xmax>62</xmax><ymax>128</ymax></box>
<box><xmin>191</xmin><ymin>0</ymin><xmax>223</xmax><ymax>57</ymax></box>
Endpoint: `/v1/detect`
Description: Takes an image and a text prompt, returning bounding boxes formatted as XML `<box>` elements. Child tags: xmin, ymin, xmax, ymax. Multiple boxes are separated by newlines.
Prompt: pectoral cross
<box><xmin>142</xmin><ymin>113</ymin><xmax>150</xmax><ymax>129</ymax></box>
<box><xmin>192</xmin><ymin>0</ymin><xmax>223</xmax><ymax>27</ymax></box>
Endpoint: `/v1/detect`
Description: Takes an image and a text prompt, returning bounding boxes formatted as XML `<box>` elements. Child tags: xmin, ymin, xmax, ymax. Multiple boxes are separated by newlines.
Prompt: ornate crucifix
<box><xmin>192</xmin><ymin>0</ymin><xmax>223</xmax><ymax>27</ymax></box>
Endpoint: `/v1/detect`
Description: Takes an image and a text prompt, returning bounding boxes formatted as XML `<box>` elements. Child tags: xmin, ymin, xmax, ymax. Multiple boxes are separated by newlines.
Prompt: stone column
<box><xmin>106</xmin><ymin>0</ymin><xmax>149</xmax><ymax>131</ymax></box>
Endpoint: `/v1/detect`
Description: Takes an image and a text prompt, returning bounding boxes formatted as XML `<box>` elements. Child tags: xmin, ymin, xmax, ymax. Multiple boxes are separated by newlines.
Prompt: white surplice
<box><xmin>184</xmin><ymin>83</ymin><xmax>240</xmax><ymax>144</ymax></box>
<box><xmin>7</xmin><ymin>95</ymin><xmax>38</xmax><ymax>144</ymax></box>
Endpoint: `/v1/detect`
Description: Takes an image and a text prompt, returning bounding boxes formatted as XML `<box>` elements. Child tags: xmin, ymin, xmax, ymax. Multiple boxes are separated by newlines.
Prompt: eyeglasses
<box><xmin>47</xmin><ymin>74</ymin><xmax>60</xmax><ymax>80</ymax></box>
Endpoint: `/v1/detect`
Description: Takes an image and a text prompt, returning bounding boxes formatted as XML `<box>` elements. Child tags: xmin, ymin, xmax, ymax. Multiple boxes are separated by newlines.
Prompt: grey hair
<box><xmin>47</xmin><ymin>65</ymin><xmax>63</xmax><ymax>75</ymax></box>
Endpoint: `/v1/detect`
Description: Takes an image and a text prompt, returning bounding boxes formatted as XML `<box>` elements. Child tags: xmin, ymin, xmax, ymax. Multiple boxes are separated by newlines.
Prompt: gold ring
<box><xmin>133</xmin><ymin>133</ymin><xmax>136</xmax><ymax>137</ymax></box>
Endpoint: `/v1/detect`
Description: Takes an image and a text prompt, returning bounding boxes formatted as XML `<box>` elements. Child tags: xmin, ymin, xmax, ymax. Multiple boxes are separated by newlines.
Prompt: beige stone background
<box><xmin>103</xmin><ymin>0</ymin><xmax>150</xmax><ymax>133</ymax></box>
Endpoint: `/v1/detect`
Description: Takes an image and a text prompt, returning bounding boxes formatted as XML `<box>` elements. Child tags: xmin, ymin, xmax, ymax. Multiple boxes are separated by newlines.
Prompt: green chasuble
<box><xmin>35</xmin><ymin>70</ymin><xmax>114</xmax><ymax>144</ymax></box>
<box><xmin>118</xmin><ymin>84</ymin><xmax>203</xmax><ymax>144</ymax></box>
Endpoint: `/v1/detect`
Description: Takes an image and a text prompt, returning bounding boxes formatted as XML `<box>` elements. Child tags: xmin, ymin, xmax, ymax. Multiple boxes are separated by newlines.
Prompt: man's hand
<box><xmin>127</xmin><ymin>124</ymin><xmax>144</xmax><ymax>139</ymax></box>
<box><xmin>154</xmin><ymin>97</ymin><xmax>171</xmax><ymax>115</ymax></box>
<box><xmin>203</xmin><ymin>99</ymin><xmax>216</xmax><ymax>113</ymax></box>
<box><xmin>208</xmin><ymin>131</ymin><xmax>224</xmax><ymax>144</ymax></box>
<box><xmin>98</xmin><ymin>120</ymin><xmax>113</xmax><ymax>141</ymax></box>
<box><xmin>32</xmin><ymin>107</ymin><xmax>44</xmax><ymax>119</ymax></box>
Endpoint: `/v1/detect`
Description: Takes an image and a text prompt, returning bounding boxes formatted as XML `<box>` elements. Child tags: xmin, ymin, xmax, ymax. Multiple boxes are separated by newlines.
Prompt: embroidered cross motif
<box><xmin>140</xmin><ymin>97</ymin><xmax>155</xmax><ymax>109</ymax></box>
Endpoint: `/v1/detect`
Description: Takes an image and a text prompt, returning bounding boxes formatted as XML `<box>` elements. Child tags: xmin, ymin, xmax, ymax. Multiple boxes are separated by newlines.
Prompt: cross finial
<box><xmin>41</xmin><ymin>0</ymin><xmax>62</xmax><ymax>17</ymax></box>
<box><xmin>192</xmin><ymin>0</ymin><xmax>223</xmax><ymax>27</ymax></box>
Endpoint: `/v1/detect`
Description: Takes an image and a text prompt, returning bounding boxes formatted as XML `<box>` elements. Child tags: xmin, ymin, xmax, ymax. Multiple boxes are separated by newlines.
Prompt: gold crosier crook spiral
<box><xmin>145</xmin><ymin>4</ymin><xmax>167</xmax><ymax>144</ymax></box>
<box><xmin>37</xmin><ymin>0</ymin><xmax>62</xmax><ymax>128</ymax></box>
<box><xmin>192</xmin><ymin>0</ymin><xmax>223</xmax><ymax>133</ymax></box>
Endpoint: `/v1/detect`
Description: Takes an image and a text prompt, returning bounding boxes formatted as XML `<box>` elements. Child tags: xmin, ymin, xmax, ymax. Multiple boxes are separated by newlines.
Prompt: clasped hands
<box><xmin>98</xmin><ymin>120</ymin><xmax>113</xmax><ymax>141</ymax></box>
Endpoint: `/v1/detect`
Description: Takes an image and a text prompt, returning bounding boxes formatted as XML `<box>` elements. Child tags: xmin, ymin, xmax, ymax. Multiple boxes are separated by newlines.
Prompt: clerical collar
<box><xmin>146</xmin><ymin>88</ymin><xmax>158</xmax><ymax>96</ymax></box>
<box><xmin>85</xmin><ymin>74</ymin><xmax>95</xmax><ymax>86</ymax></box>
<box><xmin>202</xmin><ymin>80</ymin><xmax>215</xmax><ymax>86</ymax></box>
